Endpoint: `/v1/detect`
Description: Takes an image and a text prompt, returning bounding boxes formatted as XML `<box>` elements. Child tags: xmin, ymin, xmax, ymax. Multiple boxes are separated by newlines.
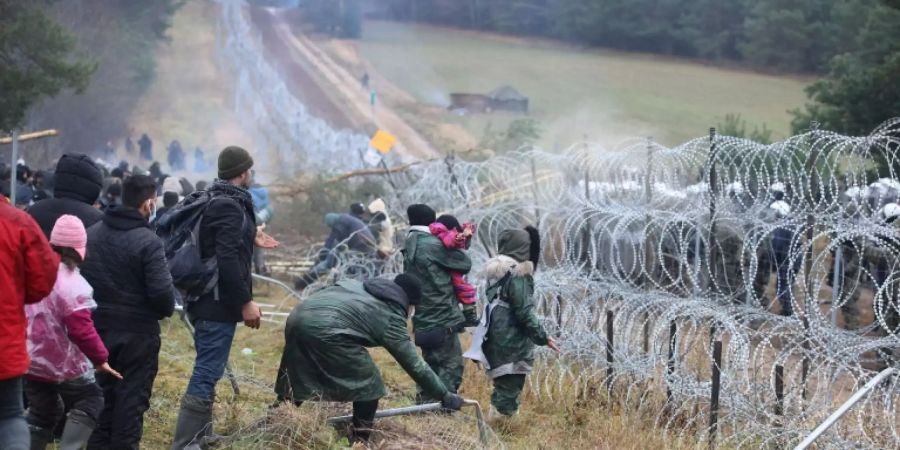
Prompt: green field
<box><xmin>357</xmin><ymin>20</ymin><xmax>812</xmax><ymax>147</ymax></box>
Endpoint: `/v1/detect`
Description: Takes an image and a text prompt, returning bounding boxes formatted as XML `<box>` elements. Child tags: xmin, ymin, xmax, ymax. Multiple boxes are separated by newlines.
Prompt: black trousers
<box><xmin>25</xmin><ymin>375</ymin><xmax>103</xmax><ymax>430</ymax></box>
<box><xmin>87</xmin><ymin>330</ymin><xmax>161</xmax><ymax>450</ymax></box>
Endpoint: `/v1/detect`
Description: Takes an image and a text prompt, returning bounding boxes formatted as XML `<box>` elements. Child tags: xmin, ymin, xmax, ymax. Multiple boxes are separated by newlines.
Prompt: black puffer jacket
<box><xmin>82</xmin><ymin>206</ymin><xmax>176</xmax><ymax>334</ymax></box>
<box><xmin>186</xmin><ymin>181</ymin><xmax>256</xmax><ymax>323</ymax></box>
<box><xmin>27</xmin><ymin>154</ymin><xmax>103</xmax><ymax>238</ymax></box>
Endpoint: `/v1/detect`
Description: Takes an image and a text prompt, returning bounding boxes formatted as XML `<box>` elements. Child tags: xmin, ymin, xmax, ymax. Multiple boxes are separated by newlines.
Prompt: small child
<box><xmin>25</xmin><ymin>215</ymin><xmax>121</xmax><ymax>450</ymax></box>
<box><xmin>430</xmin><ymin>215</ymin><xmax>479</xmax><ymax>327</ymax></box>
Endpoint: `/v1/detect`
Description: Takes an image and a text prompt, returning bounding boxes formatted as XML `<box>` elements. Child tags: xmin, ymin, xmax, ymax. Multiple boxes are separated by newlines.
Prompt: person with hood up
<box><xmin>24</xmin><ymin>215</ymin><xmax>122</xmax><ymax>450</ymax></box>
<box><xmin>167</xmin><ymin>140</ymin><xmax>186</xmax><ymax>171</ymax></box>
<box><xmin>429</xmin><ymin>215</ymin><xmax>479</xmax><ymax>327</ymax></box>
<box><xmin>81</xmin><ymin>175</ymin><xmax>176</xmax><ymax>449</ymax></box>
<box><xmin>402</xmin><ymin>204</ymin><xmax>472</xmax><ymax>403</ymax></box>
<box><xmin>464</xmin><ymin>226</ymin><xmax>558</xmax><ymax>418</ymax></box>
<box><xmin>0</xmin><ymin>198</ymin><xmax>59</xmax><ymax>450</ymax></box>
<box><xmin>28</xmin><ymin>154</ymin><xmax>104</xmax><ymax>239</ymax></box>
<box><xmin>274</xmin><ymin>274</ymin><xmax>464</xmax><ymax>443</ymax></box>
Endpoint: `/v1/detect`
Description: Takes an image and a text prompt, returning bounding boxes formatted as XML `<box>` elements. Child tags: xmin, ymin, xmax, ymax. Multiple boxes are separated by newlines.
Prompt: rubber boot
<box><xmin>170</xmin><ymin>395</ymin><xmax>213</xmax><ymax>450</ymax></box>
<box><xmin>28</xmin><ymin>425</ymin><xmax>53</xmax><ymax>450</ymax></box>
<box><xmin>58</xmin><ymin>410</ymin><xmax>96</xmax><ymax>450</ymax></box>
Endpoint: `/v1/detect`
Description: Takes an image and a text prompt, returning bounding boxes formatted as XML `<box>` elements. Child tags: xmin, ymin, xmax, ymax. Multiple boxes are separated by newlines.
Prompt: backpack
<box><xmin>156</xmin><ymin>190</ymin><xmax>243</xmax><ymax>303</ymax></box>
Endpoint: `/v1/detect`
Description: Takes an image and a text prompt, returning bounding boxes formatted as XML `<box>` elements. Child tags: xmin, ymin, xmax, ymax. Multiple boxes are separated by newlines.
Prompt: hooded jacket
<box><xmin>275</xmin><ymin>279</ymin><xmax>448</xmax><ymax>403</ymax></box>
<box><xmin>81</xmin><ymin>206</ymin><xmax>176</xmax><ymax>334</ymax></box>
<box><xmin>28</xmin><ymin>154</ymin><xmax>103</xmax><ymax>238</ymax></box>
<box><xmin>481</xmin><ymin>229</ymin><xmax>549</xmax><ymax>378</ymax></box>
<box><xmin>402</xmin><ymin>227</ymin><xmax>472</xmax><ymax>331</ymax></box>
<box><xmin>0</xmin><ymin>202</ymin><xmax>59</xmax><ymax>380</ymax></box>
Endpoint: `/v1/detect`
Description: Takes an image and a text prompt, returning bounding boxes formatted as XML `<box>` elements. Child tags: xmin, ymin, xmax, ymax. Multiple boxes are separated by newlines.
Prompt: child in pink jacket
<box><xmin>430</xmin><ymin>215</ymin><xmax>479</xmax><ymax>327</ymax></box>
<box><xmin>25</xmin><ymin>215</ymin><xmax>121</xmax><ymax>450</ymax></box>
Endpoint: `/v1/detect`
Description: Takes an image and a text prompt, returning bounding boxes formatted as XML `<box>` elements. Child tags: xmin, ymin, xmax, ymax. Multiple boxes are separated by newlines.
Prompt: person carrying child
<box><xmin>24</xmin><ymin>215</ymin><xmax>122</xmax><ymax>450</ymax></box>
<box><xmin>429</xmin><ymin>215</ymin><xmax>479</xmax><ymax>327</ymax></box>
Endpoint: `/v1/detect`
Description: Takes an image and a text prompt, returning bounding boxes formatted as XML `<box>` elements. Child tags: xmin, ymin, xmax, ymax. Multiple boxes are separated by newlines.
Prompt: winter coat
<box><xmin>249</xmin><ymin>184</ymin><xmax>273</xmax><ymax>224</ymax></box>
<box><xmin>81</xmin><ymin>206</ymin><xmax>175</xmax><ymax>334</ymax></box>
<box><xmin>27</xmin><ymin>154</ymin><xmax>103</xmax><ymax>238</ymax></box>
<box><xmin>480</xmin><ymin>255</ymin><xmax>549</xmax><ymax>378</ymax></box>
<box><xmin>186</xmin><ymin>181</ymin><xmax>256</xmax><ymax>323</ymax></box>
<box><xmin>402</xmin><ymin>227</ymin><xmax>472</xmax><ymax>331</ymax></box>
<box><xmin>275</xmin><ymin>279</ymin><xmax>448</xmax><ymax>403</ymax></box>
<box><xmin>0</xmin><ymin>202</ymin><xmax>59</xmax><ymax>380</ymax></box>
<box><xmin>429</xmin><ymin>222</ymin><xmax>477</xmax><ymax>305</ymax></box>
<box><xmin>324</xmin><ymin>213</ymin><xmax>377</xmax><ymax>254</ymax></box>
<box><xmin>26</xmin><ymin>264</ymin><xmax>108</xmax><ymax>383</ymax></box>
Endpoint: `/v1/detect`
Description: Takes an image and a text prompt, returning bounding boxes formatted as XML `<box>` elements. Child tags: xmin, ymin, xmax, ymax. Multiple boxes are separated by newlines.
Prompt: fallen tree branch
<box><xmin>0</xmin><ymin>129</ymin><xmax>59</xmax><ymax>145</ymax></box>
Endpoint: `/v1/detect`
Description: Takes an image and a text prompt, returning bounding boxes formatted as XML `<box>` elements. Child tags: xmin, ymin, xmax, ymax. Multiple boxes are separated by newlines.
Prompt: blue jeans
<box><xmin>186</xmin><ymin>320</ymin><xmax>236</xmax><ymax>401</ymax></box>
<box><xmin>0</xmin><ymin>376</ymin><xmax>29</xmax><ymax>450</ymax></box>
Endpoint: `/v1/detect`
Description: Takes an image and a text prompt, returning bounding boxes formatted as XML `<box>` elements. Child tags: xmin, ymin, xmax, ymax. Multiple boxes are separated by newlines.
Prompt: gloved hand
<box><xmin>441</xmin><ymin>392</ymin><xmax>464</xmax><ymax>411</ymax></box>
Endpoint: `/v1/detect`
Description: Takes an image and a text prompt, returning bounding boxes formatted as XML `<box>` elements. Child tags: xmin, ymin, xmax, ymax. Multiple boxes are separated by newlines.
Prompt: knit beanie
<box><xmin>394</xmin><ymin>274</ymin><xmax>422</xmax><ymax>306</ymax></box>
<box><xmin>218</xmin><ymin>146</ymin><xmax>254</xmax><ymax>180</ymax></box>
<box><xmin>407</xmin><ymin>204</ymin><xmax>436</xmax><ymax>226</ymax></box>
<box><xmin>50</xmin><ymin>215</ymin><xmax>87</xmax><ymax>260</ymax></box>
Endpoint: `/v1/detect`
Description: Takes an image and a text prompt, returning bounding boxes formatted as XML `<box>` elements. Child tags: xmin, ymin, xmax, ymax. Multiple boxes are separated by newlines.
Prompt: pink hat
<box><xmin>50</xmin><ymin>215</ymin><xmax>87</xmax><ymax>260</ymax></box>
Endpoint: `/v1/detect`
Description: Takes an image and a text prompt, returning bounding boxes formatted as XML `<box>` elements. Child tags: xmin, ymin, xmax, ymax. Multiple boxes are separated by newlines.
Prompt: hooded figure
<box><xmin>275</xmin><ymin>275</ymin><xmax>462</xmax><ymax>442</ymax></box>
<box><xmin>27</xmin><ymin>154</ymin><xmax>103</xmax><ymax>238</ymax></box>
<box><xmin>465</xmin><ymin>226</ymin><xmax>551</xmax><ymax>417</ymax></box>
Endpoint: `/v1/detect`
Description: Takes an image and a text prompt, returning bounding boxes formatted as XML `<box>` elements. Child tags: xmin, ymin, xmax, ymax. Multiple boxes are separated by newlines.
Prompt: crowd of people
<box><xmin>1</xmin><ymin>142</ymin><xmax>563</xmax><ymax>449</ymax></box>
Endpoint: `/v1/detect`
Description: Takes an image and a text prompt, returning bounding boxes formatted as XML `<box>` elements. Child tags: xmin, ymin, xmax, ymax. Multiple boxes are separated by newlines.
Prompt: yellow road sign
<box><xmin>370</xmin><ymin>129</ymin><xmax>397</xmax><ymax>154</ymax></box>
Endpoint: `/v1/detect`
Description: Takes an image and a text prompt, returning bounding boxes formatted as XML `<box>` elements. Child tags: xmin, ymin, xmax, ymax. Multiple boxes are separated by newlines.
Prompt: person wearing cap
<box><xmin>274</xmin><ymin>274</ymin><xmax>464</xmax><ymax>443</ymax></box>
<box><xmin>857</xmin><ymin>204</ymin><xmax>900</xmax><ymax>350</ymax></box>
<box><xmin>465</xmin><ymin>227</ymin><xmax>558</xmax><ymax>417</ymax></box>
<box><xmin>766</xmin><ymin>199</ymin><xmax>800</xmax><ymax>316</ymax></box>
<box><xmin>24</xmin><ymin>215</ymin><xmax>122</xmax><ymax>449</ymax></box>
<box><xmin>0</xmin><ymin>197</ymin><xmax>59</xmax><ymax>450</ymax></box>
<box><xmin>28</xmin><ymin>154</ymin><xmax>104</xmax><ymax>238</ymax></box>
<box><xmin>171</xmin><ymin>146</ymin><xmax>273</xmax><ymax>450</ymax></box>
<box><xmin>81</xmin><ymin>175</ymin><xmax>176</xmax><ymax>449</ymax></box>
<box><xmin>402</xmin><ymin>204</ymin><xmax>472</xmax><ymax>403</ymax></box>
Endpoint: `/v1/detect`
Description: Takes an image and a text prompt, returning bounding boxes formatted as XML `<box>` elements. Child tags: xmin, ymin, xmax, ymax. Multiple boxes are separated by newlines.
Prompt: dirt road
<box><xmin>249</xmin><ymin>8</ymin><xmax>439</xmax><ymax>162</ymax></box>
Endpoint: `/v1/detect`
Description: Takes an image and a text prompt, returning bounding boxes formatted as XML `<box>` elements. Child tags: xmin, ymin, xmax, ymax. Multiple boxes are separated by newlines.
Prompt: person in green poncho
<box><xmin>465</xmin><ymin>226</ymin><xmax>559</xmax><ymax>417</ymax></box>
<box><xmin>274</xmin><ymin>274</ymin><xmax>464</xmax><ymax>442</ymax></box>
<box><xmin>402</xmin><ymin>204</ymin><xmax>473</xmax><ymax>403</ymax></box>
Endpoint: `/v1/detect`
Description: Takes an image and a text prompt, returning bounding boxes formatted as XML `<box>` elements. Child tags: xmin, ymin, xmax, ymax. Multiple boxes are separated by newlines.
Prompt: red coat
<box><xmin>0</xmin><ymin>202</ymin><xmax>59</xmax><ymax>381</ymax></box>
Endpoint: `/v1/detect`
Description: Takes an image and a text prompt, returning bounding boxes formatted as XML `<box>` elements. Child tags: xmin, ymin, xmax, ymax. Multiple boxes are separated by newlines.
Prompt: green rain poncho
<box><xmin>475</xmin><ymin>229</ymin><xmax>549</xmax><ymax>378</ymax></box>
<box><xmin>275</xmin><ymin>279</ymin><xmax>449</xmax><ymax>402</ymax></box>
<box><xmin>402</xmin><ymin>228</ymin><xmax>472</xmax><ymax>331</ymax></box>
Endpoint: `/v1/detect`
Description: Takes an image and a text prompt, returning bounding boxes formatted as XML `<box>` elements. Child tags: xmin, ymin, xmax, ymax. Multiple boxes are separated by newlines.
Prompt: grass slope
<box><xmin>357</xmin><ymin>20</ymin><xmax>811</xmax><ymax>147</ymax></box>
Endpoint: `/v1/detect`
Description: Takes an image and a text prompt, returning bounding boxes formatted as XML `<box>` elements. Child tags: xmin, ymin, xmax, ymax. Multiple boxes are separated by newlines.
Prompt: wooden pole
<box><xmin>0</xmin><ymin>129</ymin><xmax>58</xmax><ymax>145</ymax></box>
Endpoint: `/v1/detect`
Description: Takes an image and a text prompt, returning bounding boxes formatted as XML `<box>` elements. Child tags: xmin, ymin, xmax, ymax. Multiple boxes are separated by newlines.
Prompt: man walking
<box><xmin>0</xmin><ymin>199</ymin><xmax>59</xmax><ymax>450</ymax></box>
<box><xmin>81</xmin><ymin>175</ymin><xmax>176</xmax><ymax>449</ymax></box>
<box><xmin>402</xmin><ymin>204</ymin><xmax>472</xmax><ymax>402</ymax></box>
<box><xmin>171</xmin><ymin>146</ymin><xmax>267</xmax><ymax>449</ymax></box>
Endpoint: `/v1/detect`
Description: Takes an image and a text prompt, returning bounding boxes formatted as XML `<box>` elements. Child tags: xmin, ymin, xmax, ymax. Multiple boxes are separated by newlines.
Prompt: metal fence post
<box><xmin>775</xmin><ymin>364</ymin><xmax>785</xmax><ymax>418</ymax></box>
<box><xmin>606</xmin><ymin>310</ymin><xmax>614</xmax><ymax>391</ymax></box>
<box><xmin>709</xmin><ymin>339</ymin><xmax>723</xmax><ymax>449</ymax></box>
<box><xmin>666</xmin><ymin>321</ymin><xmax>677</xmax><ymax>404</ymax></box>
<box><xmin>10</xmin><ymin>130</ymin><xmax>19</xmax><ymax>203</ymax></box>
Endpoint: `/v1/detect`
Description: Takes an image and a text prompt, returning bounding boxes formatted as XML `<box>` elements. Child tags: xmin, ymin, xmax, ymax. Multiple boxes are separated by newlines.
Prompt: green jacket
<box><xmin>402</xmin><ymin>228</ymin><xmax>472</xmax><ymax>331</ymax></box>
<box><xmin>482</xmin><ymin>255</ymin><xmax>549</xmax><ymax>378</ymax></box>
<box><xmin>274</xmin><ymin>279</ymin><xmax>448</xmax><ymax>402</ymax></box>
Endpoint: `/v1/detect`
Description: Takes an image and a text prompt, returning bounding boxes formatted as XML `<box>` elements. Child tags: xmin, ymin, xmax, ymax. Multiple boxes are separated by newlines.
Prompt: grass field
<box><xmin>356</xmin><ymin>20</ymin><xmax>812</xmax><ymax>148</ymax></box>
<box><xmin>142</xmin><ymin>281</ymin><xmax>702</xmax><ymax>450</ymax></box>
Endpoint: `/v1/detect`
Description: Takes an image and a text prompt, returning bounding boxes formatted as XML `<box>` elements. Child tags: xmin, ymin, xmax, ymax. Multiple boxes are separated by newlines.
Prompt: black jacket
<box><xmin>186</xmin><ymin>181</ymin><xmax>256</xmax><ymax>323</ymax></box>
<box><xmin>27</xmin><ymin>154</ymin><xmax>103</xmax><ymax>238</ymax></box>
<box><xmin>81</xmin><ymin>206</ymin><xmax>176</xmax><ymax>334</ymax></box>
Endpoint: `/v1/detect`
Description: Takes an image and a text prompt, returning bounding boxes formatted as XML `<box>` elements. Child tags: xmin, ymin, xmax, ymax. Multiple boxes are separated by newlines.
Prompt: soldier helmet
<box><xmin>880</xmin><ymin>203</ymin><xmax>900</xmax><ymax>222</ymax></box>
<box><xmin>770</xmin><ymin>200</ymin><xmax>791</xmax><ymax>217</ymax></box>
